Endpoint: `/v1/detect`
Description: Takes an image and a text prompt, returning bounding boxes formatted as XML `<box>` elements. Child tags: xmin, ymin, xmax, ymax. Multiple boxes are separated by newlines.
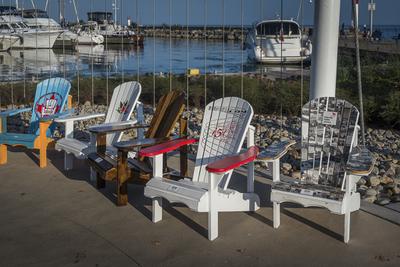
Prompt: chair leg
<box><xmin>0</xmin><ymin>144</ymin><xmax>7</xmax><ymax>165</ymax></box>
<box><xmin>152</xmin><ymin>197</ymin><xmax>162</xmax><ymax>223</ymax></box>
<box><xmin>117</xmin><ymin>177</ymin><xmax>128</xmax><ymax>206</ymax></box>
<box><xmin>39</xmin><ymin>145</ymin><xmax>47</xmax><ymax>168</ymax></box>
<box><xmin>90</xmin><ymin>167</ymin><xmax>96</xmax><ymax>182</ymax></box>
<box><xmin>64</xmin><ymin>153</ymin><xmax>74</xmax><ymax>171</ymax></box>
<box><xmin>273</xmin><ymin>202</ymin><xmax>281</xmax><ymax>228</ymax></box>
<box><xmin>96</xmin><ymin>174</ymin><xmax>105</xmax><ymax>189</ymax></box>
<box><xmin>208</xmin><ymin>208</ymin><xmax>218</xmax><ymax>241</ymax></box>
<box><xmin>344</xmin><ymin>211</ymin><xmax>351</xmax><ymax>243</ymax></box>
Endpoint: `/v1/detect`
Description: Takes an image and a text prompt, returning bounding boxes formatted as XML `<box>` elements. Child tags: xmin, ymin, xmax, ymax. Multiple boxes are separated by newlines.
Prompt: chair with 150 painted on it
<box><xmin>0</xmin><ymin>78</ymin><xmax>72</xmax><ymax>168</ymax></box>
<box><xmin>141</xmin><ymin>97</ymin><xmax>260</xmax><ymax>241</ymax></box>
<box><xmin>257</xmin><ymin>97</ymin><xmax>375</xmax><ymax>243</ymax></box>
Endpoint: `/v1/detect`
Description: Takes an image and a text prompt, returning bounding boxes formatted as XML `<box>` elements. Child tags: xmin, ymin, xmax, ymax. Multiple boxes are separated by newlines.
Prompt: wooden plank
<box><xmin>38</xmin><ymin>121</ymin><xmax>51</xmax><ymax>168</ymax></box>
<box><xmin>0</xmin><ymin>116</ymin><xmax>5</xmax><ymax>165</ymax></box>
<box><xmin>146</xmin><ymin>91</ymin><xmax>176</xmax><ymax>139</ymax></box>
<box><xmin>206</xmin><ymin>146</ymin><xmax>259</xmax><ymax>174</ymax></box>
<box><xmin>117</xmin><ymin>150</ymin><xmax>129</xmax><ymax>206</ymax></box>
<box><xmin>67</xmin><ymin>95</ymin><xmax>73</xmax><ymax>109</ymax></box>
<box><xmin>257</xmin><ymin>140</ymin><xmax>296</xmax><ymax>161</ymax></box>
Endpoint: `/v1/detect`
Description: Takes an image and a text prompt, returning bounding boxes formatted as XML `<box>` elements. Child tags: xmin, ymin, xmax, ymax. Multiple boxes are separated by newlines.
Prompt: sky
<box><xmin>7</xmin><ymin>0</ymin><xmax>400</xmax><ymax>26</ymax></box>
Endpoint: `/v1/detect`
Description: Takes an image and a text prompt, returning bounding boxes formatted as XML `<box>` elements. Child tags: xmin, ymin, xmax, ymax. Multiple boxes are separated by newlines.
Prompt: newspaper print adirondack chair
<box><xmin>87</xmin><ymin>90</ymin><xmax>186</xmax><ymax>206</ymax></box>
<box><xmin>0</xmin><ymin>78</ymin><xmax>72</xmax><ymax>168</ymax></box>
<box><xmin>55</xmin><ymin>81</ymin><xmax>142</xmax><ymax>172</ymax></box>
<box><xmin>142</xmin><ymin>97</ymin><xmax>260</xmax><ymax>241</ymax></box>
<box><xmin>257</xmin><ymin>97</ymin><xmax>375</xmax><ymax>243</ymax></box>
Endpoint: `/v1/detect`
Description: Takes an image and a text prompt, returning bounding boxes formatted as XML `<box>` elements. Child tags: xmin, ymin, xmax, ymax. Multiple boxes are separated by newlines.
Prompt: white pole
<box><xmin>114</xmin><ymin>0</ymin><xmax>117</xmax><ymax>26</ymax></box>
<box><xmin>15</xmin><ymin>0</ymin><xmax>18</xmax><ymax>9</ymax></box>
<box><xmin>369</xmin><ymin>0</ymin><xmax>374</xmax><ymax>35</ymax></box>
<box><xmin>309</xmin><ymin>0</ymin><xmax>341</xmax><ymax>99</ymax></box>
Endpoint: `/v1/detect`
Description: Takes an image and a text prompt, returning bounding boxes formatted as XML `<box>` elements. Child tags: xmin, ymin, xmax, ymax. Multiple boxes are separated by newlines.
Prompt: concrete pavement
<box><xmin>0</xmin><ymin>149</ymin><xmax>399</xmax><ymax>267</ymax></box>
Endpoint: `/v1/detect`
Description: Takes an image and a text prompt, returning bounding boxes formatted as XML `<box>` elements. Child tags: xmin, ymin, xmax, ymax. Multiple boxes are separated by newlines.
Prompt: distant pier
<box><xmin>339</xmin><ymin>38</ymin><xmax>400</xmax><ymax>55</ymax></box>
<box><xmin>140</xmin><ymin>26</ymin><xmax>249</xmax><ymax>41</ymax></box>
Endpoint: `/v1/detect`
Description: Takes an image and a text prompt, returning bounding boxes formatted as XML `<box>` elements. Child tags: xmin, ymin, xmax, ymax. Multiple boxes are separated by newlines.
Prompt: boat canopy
<box><xmin>256</xmin><ymin>21</ymin><xmax>300</xmax><ymax>36</ymax></box>
<box><xmin>0</xmin><ymin>6</ymin><xmax>16</xmax><ymax>14</ymax></box>
<box><xmin>18</xmin><ymin>9</ymin><xmax>49</xmax><ymax>19</ymax></box>
<box><xmin>87</xmin><ymin>12</ymin><xmax>113</xmax><ymax>23</ymax></box>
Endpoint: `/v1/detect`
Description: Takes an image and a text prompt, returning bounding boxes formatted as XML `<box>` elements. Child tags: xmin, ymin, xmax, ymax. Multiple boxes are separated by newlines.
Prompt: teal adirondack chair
<box><xmin>0</xmin><ymin>78</ymin><xmax>72</xmax><ymax>168</ymax></box>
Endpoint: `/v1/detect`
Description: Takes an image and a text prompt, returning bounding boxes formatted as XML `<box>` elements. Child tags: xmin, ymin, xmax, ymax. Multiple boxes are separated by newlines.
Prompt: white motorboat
<box><xmin>0</xmin><ymin>34</ymin><xmax>19</xmax><ymax>51</ymax></box>
<box><xmin>246</xmin><ymin>19</ymin><xmax>312</xmax><ymax>64</ymax></box>
<box><xmin>0</xmin><ymin>14</ymin><xmax>61</xmax><ymax>49</ymax></box>
<box><xmin>75</xmin><ymin>22</ymin><xmax>104</xmax><ymax>45</ymax></box>
<box><xmin>17</xmin><ymin>9</ymin><xmax>77</xmax><ymax>49</ymax></box>
<box><xmin>87</xmin><ymin>11</ymin><xmax>143</xmax><ymax>45</ymax></box>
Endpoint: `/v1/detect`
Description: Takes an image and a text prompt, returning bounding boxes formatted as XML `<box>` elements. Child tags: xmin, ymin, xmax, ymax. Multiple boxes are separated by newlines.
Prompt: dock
<box><xmin>339</xmin><ymin>37</ymin><xmax>400</xmax><ymax>55</ymax></box>
<box><xmin>0</xmin><ymin>149</ymin><xmax>399</xmax><ymax>266</ymax></box>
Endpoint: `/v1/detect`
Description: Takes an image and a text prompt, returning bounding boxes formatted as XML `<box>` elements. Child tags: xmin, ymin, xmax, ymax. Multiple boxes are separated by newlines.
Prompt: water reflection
<box><xmin>0</xmin><ymin>37</ymin><xmax>308</xmax><ymax>82</ymax></box>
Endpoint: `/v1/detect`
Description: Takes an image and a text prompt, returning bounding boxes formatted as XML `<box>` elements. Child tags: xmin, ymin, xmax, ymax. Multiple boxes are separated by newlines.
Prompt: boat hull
<box><xmin>76</xmin><ymin>34</ymin><xmax>104</xmax><ymax>45</ymax></box>
<box><xmin>0</xmin><ymin>35</ymin><xmax>19</xmax><ymax>51</ymax></box>
<box><xmin>248</xmin><ymin>47</ymin><xmax>311</xmax><ymax>64</ymax></box>
<box><xmin>11</xmin><ymin>30</ymin><xmax>62</xmax><ymax>49</ymax></box>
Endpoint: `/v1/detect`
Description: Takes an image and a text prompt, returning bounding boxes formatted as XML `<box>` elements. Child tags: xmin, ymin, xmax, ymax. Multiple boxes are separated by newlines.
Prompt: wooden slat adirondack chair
<box><xmin>54</xmin><ymin>81</ymin><xmax>142</xmax><ymax>171</ymax></box>
<box><xmin>141</xmin><ymin>97</ymin><xmax>260</xmax><ymax>241</ymax></box>
<box><xmin>257</xmin><ymin>97</ymin><xmax>375</xmax><ymax>243</ymax></box>
<box><xmin>87</xmin><ymin>90</ymin><xmax>186</xmax><ymax>205</ymax></box>
<box><xmin>0</xmin><ymin>78</ymin><xmax>72</xmax><ymax>168</ymax></box>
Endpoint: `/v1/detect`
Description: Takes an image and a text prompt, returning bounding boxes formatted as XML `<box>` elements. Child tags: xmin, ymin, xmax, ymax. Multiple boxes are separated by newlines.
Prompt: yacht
<box><xmin>245</xmin><ymin>19</ymin><xmax>312</xmax><ymax>64</ymax></box>
<box><xmin>0</xmin><ymin>34</ymin><xmax>19</xmax><ymax>51</ymax></box>
<box><xmin>0</xmin><ymin>14</ymin><xmax>61</xmax><ymax>49</ymax></box>
<box><xmin>75</xmin><ymin>21</ymin><xmax>104</xmax><ymax>45</ymax></box>
<box><xmin>87</xmin><ymin>12</ymin><xmax>143</xmax><ymax>45</ymax></box>
<box><xmin>16</xmin><ymin>9</ymin><xmax>77</xmax><ymax>49</ymax></box>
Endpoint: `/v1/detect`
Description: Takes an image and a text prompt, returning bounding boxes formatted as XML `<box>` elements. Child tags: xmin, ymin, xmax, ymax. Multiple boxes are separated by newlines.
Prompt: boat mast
<box><xmin>112</xmin><ymin>0</ymin><xmax>118</xmax><ymax>26</ymax></box>
<box><xmin>15</xmin><ymin>0</ymin><xmax>18</xmax><ymax>9</ymax></box>
<box><xmin>310</xmin><ymin>0</ymin><xmax>341</xmax><ymax>98</ymax></box>
<box><xmin>71</xmin><ymin>0</ymin><xmax>80</xmax><ymax>24</ymax></box>
<box><xmin>59</xmin><ymin>0</ymin><xmax>65</xmax><ymax>25</ymax></box>
<box><xmin>369</xmin><ymin>0</ymin><xmax>375</xmax><ymax>35</ymax></box>
<box><xmin>30</xmin><ymin>0</ymin><xmax>35</xmax><ymax>9</ymax></box>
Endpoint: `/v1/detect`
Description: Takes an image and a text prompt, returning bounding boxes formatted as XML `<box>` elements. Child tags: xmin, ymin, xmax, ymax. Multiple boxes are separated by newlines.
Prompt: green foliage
<box><xmin>1</xmin><ymin>49</ymin><xmax>399</xmax><ymax>129</ymax></box>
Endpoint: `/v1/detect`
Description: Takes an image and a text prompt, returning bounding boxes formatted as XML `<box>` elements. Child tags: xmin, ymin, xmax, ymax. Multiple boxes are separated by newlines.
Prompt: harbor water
<box><xmin>0</xmin><ymin>37</ymin><xmax>306</xmax><ymax>82</ymax></box>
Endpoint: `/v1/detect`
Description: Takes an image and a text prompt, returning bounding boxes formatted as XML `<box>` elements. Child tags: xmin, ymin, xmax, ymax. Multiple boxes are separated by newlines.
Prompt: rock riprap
<box><xmin>5</xmin><ymin>104</ymin><xmax>400</xmax><ymax>205</ymax></box>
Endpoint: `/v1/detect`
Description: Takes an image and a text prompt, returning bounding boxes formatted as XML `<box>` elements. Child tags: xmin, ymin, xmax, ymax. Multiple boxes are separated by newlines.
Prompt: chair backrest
<box><xmin>105</xmin><ymin>81</ymin><xmax>141</xmax><ymax>146</ymax></box>
<box><xmin>300</xmin><ymin>97</ymin><xmax>359</xmax><ymax>188</ymax></box>
<box><xmin>30</xmin><ymin>78</ymin><xmax>71</xmax><ymax>135</ymax></box>
<box><xmin>145</xmin><ymin>90</ymin><xmax>185</xmax><ymax>139</ymax></box>
<box><xmin>192</xmin><ymin>97</ymin><xmax>253</xmax><ymax>184</ymax></box>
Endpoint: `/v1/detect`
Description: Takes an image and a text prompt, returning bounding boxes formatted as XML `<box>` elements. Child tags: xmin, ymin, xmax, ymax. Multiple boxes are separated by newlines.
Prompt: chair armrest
<box><xmin>55</xmin><ymin>113</ymin><xmax>105</xmax><ymax>123</ymax></box>
<box><xmin>257</xmin><ymin>140</ymin><xmax>296</xmax><ymax>161</ymax></box>
<box><xmin>88</xmin><ymin>120</ymin><xmax>148</xmax><ymax>134</ymax></box>
<box><xmin>114</xmin><ymin>137</ymin><xmax>173</xmax><ymax>152</ymax></box>
<box><xmin>206</xmin><ymin>146</ymin><xmax>259</xmax><ymax>174</ymax></box>
<box><xmin>0</xmin><ymin>107</ymin><xmax>31</xmax><ymax>118</ymax></box>
<box><xmin>39</xmin><ymin>110</ymin><xmax>75</xmax><ymax>122</ymax></box>
<box><xmin>139</xmin><ymin>137</ymin><xmax>198</xmax><ymax>157</ymax></box>
<box><xmin>346</xmin><ymin>147</ymin><xmax>375</xmax><ymax>176</ymax></box>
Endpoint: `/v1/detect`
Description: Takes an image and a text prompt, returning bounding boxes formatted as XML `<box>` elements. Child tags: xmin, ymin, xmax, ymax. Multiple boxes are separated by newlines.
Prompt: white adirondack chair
<box><xmin>141</xmin><ymin>97</ymin><xmax>260</xmax><ymax>241</ymax></box>
<box><xmin>257</xmin><ymin>97</ymin><xmax>375</xmax><ymax>243</ymax></box>
<box><xmin>55</xmin><ymin>81</ymin><xmax>143</xmax><ymax>171</ymax></box>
